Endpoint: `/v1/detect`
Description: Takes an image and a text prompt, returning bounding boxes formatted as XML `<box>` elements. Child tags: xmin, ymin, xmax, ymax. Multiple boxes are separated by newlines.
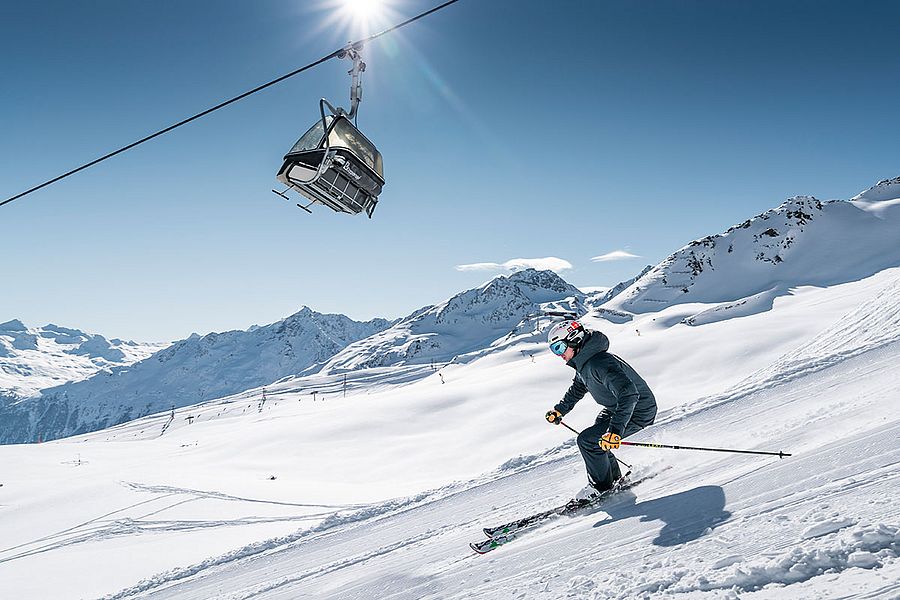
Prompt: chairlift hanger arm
<box><xmin>337</xmin><ymin>44</ymin><xmax>366</xmax><ymax>120</ymax></box>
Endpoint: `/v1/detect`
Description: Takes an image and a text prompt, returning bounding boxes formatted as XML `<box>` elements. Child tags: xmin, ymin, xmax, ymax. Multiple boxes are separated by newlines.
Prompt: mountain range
<box><xmin>0</xmin><ymin>320</ymin><xmax>166</xmax><ymax>398</ymax></box>
<box><xmin>0</xmin><ymin>309</ymin><xmax>391</xmax><ymax>444</ymax></box>
<box><xmin>2</xmin><ymin>176</ymin><xmax>898</xmax><ymax>445</ymax></box>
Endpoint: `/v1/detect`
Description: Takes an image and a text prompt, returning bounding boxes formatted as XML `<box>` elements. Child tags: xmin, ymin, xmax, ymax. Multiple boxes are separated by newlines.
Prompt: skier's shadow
<box><xmin>591</xmin><ymin>485</ymin><xmax>731</xmax><ymax>546</ymax></box>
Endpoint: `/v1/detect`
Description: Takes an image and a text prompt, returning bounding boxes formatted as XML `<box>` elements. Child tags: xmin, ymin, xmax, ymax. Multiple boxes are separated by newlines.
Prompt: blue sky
<box><xmin>2</xmin><ymin>0</ymin><xmax>898</xmax><ymax>341</ymax></box>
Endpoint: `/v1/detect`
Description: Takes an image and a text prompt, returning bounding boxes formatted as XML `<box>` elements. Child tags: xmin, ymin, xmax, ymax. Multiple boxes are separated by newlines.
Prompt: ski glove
<box><xmin>600</xmin><ymin>432</ymin><xmax>621</xmax><ymax>451</ymax></box>
<box><xmin>545</xmin><ymin>410</ymin><xmax>563</xmax><ymax>425</ymax></box>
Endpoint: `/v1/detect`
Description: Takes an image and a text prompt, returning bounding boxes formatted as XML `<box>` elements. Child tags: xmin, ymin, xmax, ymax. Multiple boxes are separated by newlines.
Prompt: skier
<box><xmin>544</xmin><ymin>320</ymin><xmax>657</xmax><ymax>500</ymax></box>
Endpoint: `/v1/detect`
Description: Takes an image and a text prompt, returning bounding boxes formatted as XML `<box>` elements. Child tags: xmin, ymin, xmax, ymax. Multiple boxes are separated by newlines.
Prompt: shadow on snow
<box><xmin>592</xmin><ymin>485</ymin><xmax>731</xmax><ymax>547</ymax></box>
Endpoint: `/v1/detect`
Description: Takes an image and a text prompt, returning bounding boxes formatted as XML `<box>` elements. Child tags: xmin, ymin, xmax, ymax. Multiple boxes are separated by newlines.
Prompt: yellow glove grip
<box><xmin>545</xmin><ymin>410</ymin><xmax>562</xmax><ymax>424</ymax></box>
<box><xmin>600</xmin><ymin>432</ymin><xmax>621</xmax><ymax>451</ymax></box>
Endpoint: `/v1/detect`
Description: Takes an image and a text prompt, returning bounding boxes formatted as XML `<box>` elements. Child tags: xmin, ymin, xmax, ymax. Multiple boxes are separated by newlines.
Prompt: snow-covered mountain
<box><xmin>853</xmin><ymin>175</ymin><xmax>900</xmax><ymax>204</ymax></box>
<box><xmin>0</xmin><ymin>308</ymin><xmax>391</xmax><ymax>444</ymax></box>
<box><xmin>5</xmin><ymin>178</ymin><xmax>898</xmax><ymax>448</ymax></box>
<box><xmin>317</xmin><ymin>269</ymin><xmax>585</xmax><ymax>373</ymax></box>
<box><xmin>0</xmin><ymin>319</ymin><xmax>167</xmax><ymax>398</ymax></box>
<box><xmin>584</xmin><ymin>266</ymin><xmax>652</xmax><ymax>308</ymax></box>
<box><xmin>605</xmin><ymin>178</ymin><xmax>900</xmax><ymax>318</ymax></box>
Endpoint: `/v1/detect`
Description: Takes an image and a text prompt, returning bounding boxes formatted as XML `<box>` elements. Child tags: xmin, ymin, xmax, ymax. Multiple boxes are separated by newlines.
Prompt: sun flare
<box><xmin>306</xmin><ymin>0</ymin><xmax>402</xmax><ymax>43</ymax></box>
<box><xmin>341</xmin><ymin>0</ymin><xmax>392</xmax><ymax>35</ymax></box>
<box><xmin>343</xmin><ymin>0</ymin><xmax>382</xmax><ymax>19</ymax></box>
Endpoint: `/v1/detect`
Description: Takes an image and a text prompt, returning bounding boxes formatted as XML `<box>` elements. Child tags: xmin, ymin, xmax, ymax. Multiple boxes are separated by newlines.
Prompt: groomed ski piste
<box><xmin>1</xmin><ymin>265</ymin><xmax>898</xmax><ymax>599</ymax></box>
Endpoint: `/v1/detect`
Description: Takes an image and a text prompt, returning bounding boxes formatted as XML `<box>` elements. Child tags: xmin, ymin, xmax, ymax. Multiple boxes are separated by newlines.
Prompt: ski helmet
<box><xmin>547</xmin><ymin>320</ymin><xmax>586</xmax><ymax>355</ymax></box>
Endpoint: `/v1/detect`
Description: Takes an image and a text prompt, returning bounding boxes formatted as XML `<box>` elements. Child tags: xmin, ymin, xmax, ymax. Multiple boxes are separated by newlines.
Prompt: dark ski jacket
<box><xmin>553</xmin><ymin>331</ymin><xmax>657</xmax><ymax>436</ymax></box>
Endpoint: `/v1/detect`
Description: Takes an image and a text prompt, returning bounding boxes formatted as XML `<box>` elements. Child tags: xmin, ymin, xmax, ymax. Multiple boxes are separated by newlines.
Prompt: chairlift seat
<box><xmin>276</xmin><ymin>114</ymin><xmax>384</xmax><ymax>217</ymax></box>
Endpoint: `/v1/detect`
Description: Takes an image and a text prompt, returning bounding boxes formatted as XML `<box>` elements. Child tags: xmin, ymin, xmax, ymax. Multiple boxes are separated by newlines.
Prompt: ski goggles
<box><xmin>549</xmin><ymin>340</ymin><xmax>569</xmax><ymax>356</ymax></box>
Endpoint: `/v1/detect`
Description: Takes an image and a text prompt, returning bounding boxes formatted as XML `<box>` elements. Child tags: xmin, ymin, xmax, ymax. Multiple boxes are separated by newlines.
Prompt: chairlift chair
<box><xmin>276</xmin><ymin>105</ymin><xmax>384</xmax><ymax>217</ymax></box>
<box><xmin>274</xmin><ymin>44</ymin><xmax>384</xmax><ymax>218</ymax></box>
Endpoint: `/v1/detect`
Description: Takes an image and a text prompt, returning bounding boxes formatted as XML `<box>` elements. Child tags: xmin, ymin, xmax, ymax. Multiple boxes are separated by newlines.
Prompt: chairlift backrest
<box><xmin>276</xmin><ymin>112</ymin><xmax>384</xmax><ymax>218</ymax></box>
<box><xmin>289</xmin><ymin>115</ymin><xmax>383</xmax><ymax>180</ymax></box>
<box><xmin>328</xmin><ymin>117</ymin><xmax>383</xmax><ymax>179</ymax></box>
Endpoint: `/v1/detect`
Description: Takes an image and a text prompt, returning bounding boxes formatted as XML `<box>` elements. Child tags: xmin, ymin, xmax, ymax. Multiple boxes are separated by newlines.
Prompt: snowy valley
<box><xmin>0</xmin><ymin>179</ymin><xmax>898</xmax><ymax>599</ymax></box>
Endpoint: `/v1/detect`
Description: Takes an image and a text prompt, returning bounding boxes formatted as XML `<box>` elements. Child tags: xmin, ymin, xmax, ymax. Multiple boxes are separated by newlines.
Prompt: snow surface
<box><xmin>0</xmin><ymin>180</ymin><xmax>898</xmax><ymax>599</ymax></box>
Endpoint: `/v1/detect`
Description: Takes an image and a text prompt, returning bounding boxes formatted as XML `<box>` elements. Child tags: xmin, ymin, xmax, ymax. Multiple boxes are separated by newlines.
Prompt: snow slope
<box><xmin>114</xmin><ymin>352</ymin><xmax>900</xmax><ymax>600</ymax></box>
<box><xmin>0</xmin><ymin>319</ymin><xmax>166</xmax><ymax>398</ymax></box>
<box><xmin>0</xmin><ymin>308</ymin><xmax>391</xmax><ymax>444</ymax></box>
<box><xmin>0</xmin><ymin>265</ymin><xmax>897</xmax><ymax>599</ymax></box>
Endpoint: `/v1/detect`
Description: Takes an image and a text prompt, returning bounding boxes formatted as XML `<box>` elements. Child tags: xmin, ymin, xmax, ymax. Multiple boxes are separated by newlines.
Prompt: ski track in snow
<box><xmin>120</xmin><ymin>481</ymin><xmax>363</xmax><ymax>510</ymax></box>
<box><xmin>101</xmin><ymin>337</ymin><xmax>900</xmax><ymax>600</ymax></box>
<box><xmin>99</xmin><ymin>442</ymin><xmax>583</xmax><ymax>599</ymax></box>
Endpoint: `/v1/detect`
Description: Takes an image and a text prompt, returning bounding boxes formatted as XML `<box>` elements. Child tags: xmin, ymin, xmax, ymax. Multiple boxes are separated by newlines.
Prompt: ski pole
<box><xmin>559</xmin><ymin>421</ymin><xmax>791</xmax><ymax>460</ymax></box>
<box><xmin>618</xmin><ymin>440</ymin><xmax>791</xmax><ymax>459</ymax></box>
<box><xmin>559</xmin><ymin>421</ymin><xmax>632</xmax><ymax>470</ymax></box>
<box><xmin>560</xmin><ymin>421</ymin><xmax>580</xmax><ymax>436</ymax></box>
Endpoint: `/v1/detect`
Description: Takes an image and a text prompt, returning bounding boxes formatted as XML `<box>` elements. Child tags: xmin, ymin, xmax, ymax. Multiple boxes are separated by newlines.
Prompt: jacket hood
<box><xmin>567</xmin><ymin>330</ymin><xmax>610</xmax><ymax>370</ymax></box>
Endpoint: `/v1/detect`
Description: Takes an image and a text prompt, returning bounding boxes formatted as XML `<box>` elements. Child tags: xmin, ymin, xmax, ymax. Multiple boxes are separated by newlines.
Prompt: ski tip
<box><xmin>483</xmin><ymin>527</ymin><xmax>493</xmax><ymax>538</ymax></box>
<box><xmin>470</xmin><ymin>543</ymin><xmax>489</xmax><ymax>554</ymax></box>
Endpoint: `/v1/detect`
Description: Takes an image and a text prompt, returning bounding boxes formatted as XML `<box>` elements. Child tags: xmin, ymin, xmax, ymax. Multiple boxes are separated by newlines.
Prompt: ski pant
<box><xmin>576</xmin><ymin>410</ymin><xmax>655</xmax><ymax>491</ymax></box>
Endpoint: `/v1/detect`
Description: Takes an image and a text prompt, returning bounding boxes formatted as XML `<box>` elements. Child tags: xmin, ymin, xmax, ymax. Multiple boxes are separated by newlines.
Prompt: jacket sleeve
<box><xmin>554</xmin><ymin>375</ymin><xmax>588</xmax><ymax>415</ymax></box>
<box><xmin>600</xmin><ymin>364</ymin><xmax>640</xmax><ymax>436</ymax></box>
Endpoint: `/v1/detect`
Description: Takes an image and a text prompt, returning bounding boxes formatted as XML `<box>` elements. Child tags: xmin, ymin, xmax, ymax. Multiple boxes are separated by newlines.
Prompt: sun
<box><xmin>339</xmin><ymin>0</ymin><xmax>395</xmax><ymax>35</ymax></box>
<box><xmin>304</xmin><ymin>0</ymin><xmax>403</xmax><ymax>50</ymax></box>
<box><xmin>342</xmin><ymin>0</ymin><xmax>382</xmax><ymax>20</ymax></box>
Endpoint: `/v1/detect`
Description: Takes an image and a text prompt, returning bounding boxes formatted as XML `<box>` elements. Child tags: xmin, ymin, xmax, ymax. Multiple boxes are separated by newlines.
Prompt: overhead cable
<box><xmin>1</xmin><ymin>0</ymin><xmax>462</xmax><ymax>209</ymax></box>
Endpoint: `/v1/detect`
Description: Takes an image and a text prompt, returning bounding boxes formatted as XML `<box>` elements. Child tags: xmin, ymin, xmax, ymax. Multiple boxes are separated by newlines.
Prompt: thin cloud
<box><xmin>455</xmin><ymin>257</ymin><xmax>573</xmax><ymax>274</ymax></box>
<box><xmin>591</xmin><ymin>250</ymin><xmax>641</xmax><ymax>263</ymax></box>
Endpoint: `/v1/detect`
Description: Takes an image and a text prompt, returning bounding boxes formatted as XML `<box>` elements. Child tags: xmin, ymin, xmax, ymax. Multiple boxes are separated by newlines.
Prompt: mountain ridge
<box><xmin>317</xmin><ymin>269</ymin><xmax>585</xmax><ymax>374</ymax></box>
<box><xmin>4</xmin><ymin>177</ymin><xmax>899</xmax><ymax>445</ymax></box>
<box><xmin>604</xmin><ymin>179</ymin><xmax>900</xmax><ymax>316</ymax></box>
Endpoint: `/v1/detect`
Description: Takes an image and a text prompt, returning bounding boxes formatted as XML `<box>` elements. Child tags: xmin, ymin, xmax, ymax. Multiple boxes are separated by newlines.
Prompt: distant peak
<box><xmin>507</xmin><ymin>267</ymin><xmax>542</xmax><ymax>279</ymax></box>
<box><xmin>781</xmin><ymin>194</ymin><xmax>820</xmax><ymax>205</ymax></box>
<box><xmin>875</xmin><ymin>176</ymin><xmax>900</xmax><ymax>187</ymax></box>
<box><xmin>852</xmin><ymin>176</ymin><xmax>900</xmax><ymax>203</ymax></box>
<box><xmin>472</xmin><ymin>269</ymin><xmax>578</xmax><ymax>300</ymax></box>
<box><xmin>0</xmin><ymin>319</ymin><xmax>27</xmax><ymax>332</ymax></box>
<box><xmin>285</xmin><ymin>306</ymin><xmax>316</xmax><ymax>320</ymax></box>
<box><xmin>41</xmin><ymin>323</ymin><xmax>87</xmax><ymax>337</ymax></box>
<box><xmin>506</xmin><ymin>268</ymin><xmax>569</xmax><ymax>287</ymax></box>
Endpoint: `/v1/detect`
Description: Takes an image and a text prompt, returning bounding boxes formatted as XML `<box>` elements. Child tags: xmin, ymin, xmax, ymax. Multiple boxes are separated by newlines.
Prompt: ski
<box><xmin>470</xmin><ymin>471</ymin><xmax>658</xmax><ymax>554</ymax></box>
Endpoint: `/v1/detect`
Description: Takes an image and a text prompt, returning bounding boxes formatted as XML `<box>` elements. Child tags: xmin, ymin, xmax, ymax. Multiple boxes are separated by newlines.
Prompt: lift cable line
<box><xmin>0</xmin><ymin>0</ymin><xmax>463</xmax><ymax>210</ymax></box>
